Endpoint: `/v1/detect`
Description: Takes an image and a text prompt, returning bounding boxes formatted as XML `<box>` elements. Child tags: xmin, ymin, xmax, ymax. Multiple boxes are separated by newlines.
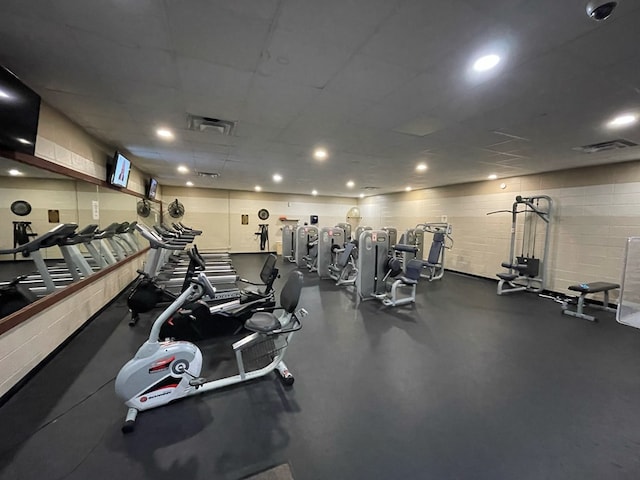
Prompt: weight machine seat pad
<box><xmin>500</xmin><ymin>262</ymin><xmax>529</xmax><ymax>272</ymax></box>
<box><xmin>394</xmin><ymin>244</ymin><xmax>419</xmax><ymax>253</ymax></box>
<box><xmin>397</xmin><ymin>276</ymin><xmax>418</xmax><ymax>285</ymax></box>
<box><xmin>245</xmin><ymin>312</ymin><xmax>282</xmax><ymax>333</ymax></box>
<box><xmin>497</xmin><ymin>273</ymin><xmax>518</xmax><ymax>281</ymax></box>
<box><xmin>568</xmin><ymin>282</ymin><xmax>620</xmax><ymax>294</ymax></box>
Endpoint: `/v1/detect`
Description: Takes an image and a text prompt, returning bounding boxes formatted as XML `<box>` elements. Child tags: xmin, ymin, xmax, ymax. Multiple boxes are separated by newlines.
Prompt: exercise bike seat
<box><xmin>245</xmin><ymin>312</ymin><xmax>282</xmax><ymax>333</ymax></box>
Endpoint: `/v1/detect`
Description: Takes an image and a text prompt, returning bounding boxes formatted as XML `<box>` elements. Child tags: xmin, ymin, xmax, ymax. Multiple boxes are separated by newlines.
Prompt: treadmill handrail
<box><xmin>135</xmin><ymin>223</ymin><xmax>185</xmax><ymax>250</ymax></box>
<box><xmin>0</xmin><ymin>223</ymin><xmax>79</xmax><ymax>255</ymax></box>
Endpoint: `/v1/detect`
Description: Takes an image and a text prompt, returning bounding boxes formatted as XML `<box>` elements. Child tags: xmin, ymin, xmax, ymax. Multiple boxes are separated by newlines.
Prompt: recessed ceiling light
<box><xmin>273</xmin><ymin>173</ymin><xmax>282</xmax><ymax>182</ymax></box>
<box><xmin>0</xmin><ymin>90</ymin><xmax>10</xmax><ymax>99</ymax></box>
<box><xmin>312</xmin><ymin>190</ymin><xmax>318</xmax><ymax>196</ymax></box>
<box><xmin>488</xmin><ymin>174</ymin><xmax>498</xmax><ymax>180</ymax></box>
<box><xmin>314</xmin><ymin>148</ymin><xmax>328</xmax><ymax>160</ymax></box>
<box><xmin>607</xmin><ymin>113</ymin><xmax>637</xmax><ymax>128</ymax></box>
<box><xmin>405</xmin><ymin>186</ymin><xmax>412</xmax><ymax>191</ymax></box>
<box><xmin>346</xmin><ymin>180</ymin><xmax>355</xmax><ymax>188</ymax></box>
<box><xmin>416</xmin><ymin>163</ymin><xmax>427</xmax><ymax>172</ymax></box>
<box><xmin>473</xmin><ymin>54</ymin><xmax>501</xmax><ymax>72</ymax></box>
<box><xmin>157</xmin><ymin>128</ymin><xmax>174</xmax><ymax>140</ymax></box>
<box><xmin>359</xmin><ymin>193</ymin><xmax>365</xmax><ymax>198</ymax></box>
<box><xmin>186</xmin><ymin>181</ymin><xmax>194</xmax><ymax>187</ymax></box>
<box><xmin>177</xmin><ymin>165</ymin><xmax>189</xmax><ymax>173</ymax></box>
<box><xmin>16</xmin><ymin>138</ymin><xmax>31</xmax><ymax>145</ymax></box>
<box><xmin>8</xmin><ymin>169</ymin><xmax>22</xmax><ymax>176</ymax></box>
<box><xmin>255</xmin><ymin>185</ymin><xmax>262</xmax><ymax>192</ymax></box>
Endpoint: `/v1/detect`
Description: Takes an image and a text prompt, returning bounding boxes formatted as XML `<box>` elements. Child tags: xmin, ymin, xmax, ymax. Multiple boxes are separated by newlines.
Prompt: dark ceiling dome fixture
<box><xmin>136</xmin><ymin>199</ymin><xmax>151</xmax><ymax>218</ymax></box>
<box><xmin>10</xmin><ymin>200</ymin><xmax>32</xmax><ymax>216</ymax></box>
<box><xmin>168</xmin><ymin>199</ymin><xmax>185</xmax><ymax>218</ymax></box>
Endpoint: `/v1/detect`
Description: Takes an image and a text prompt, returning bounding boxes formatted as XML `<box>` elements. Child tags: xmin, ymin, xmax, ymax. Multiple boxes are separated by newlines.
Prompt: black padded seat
<box><xmin>497</xmin><ymin>273</ymin><xmax>518</xmax><ymax>281</ymax></box>
<box><xmin>245</xmin><ymin>312</ymin><xmax>281</xmax><ymax>333</ymax></box>
<box><xmin>244</xmin><ymin>270</ymin><xmax>302</xmax><ymax>333</ymax></box>
<box><xmin>398</xmin><ymin>276</ymin><xmax>418</xmax><ymax>285</ymax></box>
<box><xmin>568</xmin><ymin>282</ymin><xmax>620</xmax><ymax>293</ymax></box>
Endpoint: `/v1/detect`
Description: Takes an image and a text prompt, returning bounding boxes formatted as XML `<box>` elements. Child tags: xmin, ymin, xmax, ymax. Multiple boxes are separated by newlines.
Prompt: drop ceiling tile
<box><xmin>242</xmin><ymin>75</ymin><xmax>320</xmax><ymax>128</ymax></box>
<box><xmin>258</xmin><ymin>28</ymin><xmax>352</xmax><ymax>89</ymax></box>
<box><xmin>54</xmin><ymin>1</ymin><xmax>169</xmax><ymax>49</ymax></box>
<box><xmin>71</xmin><ymin>31</ymin><xmax>179</xmax><ymax>88</ymax></box>
<box><xmin>361</xmin><ymin>0</ymin><xmax>499</xmax><ymax>71</ymax></box>
<box><xmin>176</xmin><ymin>57</ymin><xmax>253</xmax><ymax>99</ymax></box>
<box><xmin>166</xmin><ymin>2</ymin><xmax>271</xmax><ymax>72</ymax></box>
<box><xmin>563</xmin><ymin>10</ymin><xmax>640</xmax><ymax>68</ymax></box>
<box><xmin>278</xmin><ymin>0</ymin><xmax>401</xmax><ymax>50</ymax></box>
<box><xmin>325</xmin><ymin>54</ymin><xmax>418</xmax><ymax>102</ymax></box>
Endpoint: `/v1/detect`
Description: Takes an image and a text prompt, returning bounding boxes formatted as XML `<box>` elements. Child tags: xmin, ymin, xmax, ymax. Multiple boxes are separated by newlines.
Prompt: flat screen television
<box><xmin>110</xmin><ymin>151</ymin><xmax>131</xmax><ymax>188</ymax></box>
<box><xmin>147</xmin><ymin>177</ymin><xmax>158</xmax><ymax>200</ymax></box>
<box><xmin>0</xmin><ymin>66</ymin><xmax>41</xmax><ymax>155</ymax></box>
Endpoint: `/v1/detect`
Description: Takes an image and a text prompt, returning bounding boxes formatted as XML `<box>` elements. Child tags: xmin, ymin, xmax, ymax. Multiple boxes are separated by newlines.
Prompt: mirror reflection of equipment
<box><xmin>168</xmin><ymin>199</ymin><xmax>185</xmax><ymax>218</ymax></box>
<box><xmin>136</xmin><ymin>199</ymin><xmax>152</xmax><ymax>218</ymax></box>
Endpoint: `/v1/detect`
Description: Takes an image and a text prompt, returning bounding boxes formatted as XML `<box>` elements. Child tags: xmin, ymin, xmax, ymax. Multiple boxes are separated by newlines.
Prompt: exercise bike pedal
<box><xmin>189</xmin><ymin>377</ymin><xmax>208</xmax><ymax>387</ymax></box>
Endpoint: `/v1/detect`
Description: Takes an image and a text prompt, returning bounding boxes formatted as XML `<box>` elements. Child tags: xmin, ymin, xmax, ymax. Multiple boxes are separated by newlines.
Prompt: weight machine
<box><xmin>281</xmin><ymin>224</ymin><xmax>297</xmax><ymax>263</ymax></box>
<box><xmin>356</xmin><ymin>230</ymin><xmax>424</xmax><ymax>306</ymax></box>
<box><xmin>317</xmin><ymin>226</ymin><xmax>346</xmax><ymax>279</ymax></box>
<box><xmin>489</xmin><ymin>195</ymin><xmax>552</xmax><ymax>295</ymax></box>
<box><xmin>294</xmin><ymin>226</ymin><xmax>318</xmax><ymax>271</ymax></box>
<box><xmin>403</xmin><ymin>223</ymin><xmax>453</xmax><ymax>281</ymax></box>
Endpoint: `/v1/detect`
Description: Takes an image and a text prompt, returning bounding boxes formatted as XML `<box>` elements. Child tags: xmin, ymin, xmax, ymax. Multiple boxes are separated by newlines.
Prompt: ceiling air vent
<box><xmin>573</xmin><ymin>139</ymin><xmax>637</xmax><ymax>153</ymax></box>
<box><xmin>195</xmin><ymin>171</ymin><xmax>220</xmax><ymax>179</ymax></box>
<box><xmin>362</xmin><ymin>186</ymin><xmax>380</xmax><ymax>190</ymax></box>
<box><xmin>187</xmin><ymin>114</ymin><xmax>236</xmax><ymax>136</ymax></box>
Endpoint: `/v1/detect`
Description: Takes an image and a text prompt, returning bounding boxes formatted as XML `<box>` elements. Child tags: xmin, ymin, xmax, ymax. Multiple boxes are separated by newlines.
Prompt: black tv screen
<box><xmin>110</xmin><ymin>151</ymin><xmax>131</xmax><ymax>188</ymax></box>
<box><xmin>147</xmin><ymin>177</ymin><xmax>158</xmax><ymax>200</ymax></box>
<box><xmin>0</xmin><ymin>66</ymin><xmax>41</xmax><ymax>155</ymax></box>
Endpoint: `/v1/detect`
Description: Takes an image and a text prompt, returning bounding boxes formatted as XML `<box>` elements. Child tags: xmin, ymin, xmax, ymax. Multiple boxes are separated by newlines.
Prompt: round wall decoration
<box><xmin>258</xmin><ymin>208</ymin><xmax>270</xmax><ymax>220</ymax></box>
<box><xmin>11</xmin><ymin>200</ymin><xmax>32</xmax><ymax>216</ymax></box>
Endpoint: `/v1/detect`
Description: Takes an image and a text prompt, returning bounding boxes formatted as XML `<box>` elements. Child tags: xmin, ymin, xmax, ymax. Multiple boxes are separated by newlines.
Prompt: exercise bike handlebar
<box><xmin>145</xmin><ymin>272</ymin><xmax>215</xmax><ymax>346</ymax></box>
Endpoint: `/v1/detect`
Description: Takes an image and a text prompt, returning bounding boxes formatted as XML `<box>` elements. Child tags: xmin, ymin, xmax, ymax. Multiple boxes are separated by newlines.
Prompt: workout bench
<box><xmin>562</xmin><ymin>282</ymin><xmax>619</xmax><ymax>322</ymax></box>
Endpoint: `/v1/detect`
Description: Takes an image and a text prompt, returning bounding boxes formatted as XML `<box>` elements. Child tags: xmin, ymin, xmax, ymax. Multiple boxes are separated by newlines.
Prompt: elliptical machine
<box><xmin>115</xmin><ymin>270</ymin><xmax>308</xmax><ymax>433</ymax></box>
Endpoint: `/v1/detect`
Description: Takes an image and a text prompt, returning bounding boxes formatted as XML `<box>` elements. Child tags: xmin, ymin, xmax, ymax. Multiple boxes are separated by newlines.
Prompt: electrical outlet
<box><xmin>441</xmin><ymin>215</ymin><xmax>447</xmax><ymax>222</ymax></box>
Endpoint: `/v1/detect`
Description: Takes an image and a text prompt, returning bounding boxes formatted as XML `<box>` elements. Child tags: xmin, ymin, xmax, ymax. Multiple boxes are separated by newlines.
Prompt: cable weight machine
<box><xmin>489</xmin><ymin>195</ymin><xmax>552</xmax><ymax>295</ymax></box>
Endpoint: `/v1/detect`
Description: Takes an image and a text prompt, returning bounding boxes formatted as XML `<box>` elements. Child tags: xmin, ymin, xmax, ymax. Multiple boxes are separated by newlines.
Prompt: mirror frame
<box><xmin>0</xmin><ymin>149</ymin><xmax>161</xmax><ymax>336</ymax></box>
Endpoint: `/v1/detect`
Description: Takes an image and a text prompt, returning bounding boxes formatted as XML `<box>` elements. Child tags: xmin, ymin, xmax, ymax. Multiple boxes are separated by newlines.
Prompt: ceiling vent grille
<box><xmin>187</xmin><ymin>114</ymin><xmax>236</xmax><ymax>136</ymax></box>
<box><xmin>195</xmin><ymin>171</ymin><xmax>220</xmax><ymax>179</ymax></box>
<box><xmin>362</xmin><ymin>186</ymin><xmax>380</xmax><ymax>190</ymax></box>
<box><xmin>573</xmin><ymin>139</ymin><xmax>637</xmax><ymax>153</ymax></box>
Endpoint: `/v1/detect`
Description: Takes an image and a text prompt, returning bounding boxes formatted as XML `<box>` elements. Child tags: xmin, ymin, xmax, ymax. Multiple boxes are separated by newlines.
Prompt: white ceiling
<box><xmin>1</xmin><ymin>0</ymin><xmax>640</xmax><ymax>197</ymax></box>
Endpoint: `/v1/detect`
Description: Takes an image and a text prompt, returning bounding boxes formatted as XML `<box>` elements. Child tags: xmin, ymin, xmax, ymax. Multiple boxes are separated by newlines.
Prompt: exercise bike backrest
<box><xmin>280</xmin><ymin>270</ymin><xmax>304</xmax><ymax>314</ymax></box>
<box><xmin>259</xmin><ymin>254</ymin><xmax>279</xmax><ymax>292</ymax></box>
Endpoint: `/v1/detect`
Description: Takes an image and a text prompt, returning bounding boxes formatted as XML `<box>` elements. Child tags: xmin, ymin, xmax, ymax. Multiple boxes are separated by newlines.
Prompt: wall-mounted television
<box><xmin>147</xmin><ymin>177</ymin><xmax>158</xmax><ymax>200</ymax></box>
<box><xmin>0</xmin><ymin>66</ymin><xmax>41</xmax><ymax>156</ymax></box>
<box><xmin>109</xmin><ymin>151</ymin><xmax>131</xmax><ymax>188</ymax></box>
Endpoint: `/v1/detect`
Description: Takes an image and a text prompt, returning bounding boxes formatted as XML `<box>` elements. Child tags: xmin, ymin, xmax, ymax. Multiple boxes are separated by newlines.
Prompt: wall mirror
<box><xmin>0</xmin><ymin>154</ymin><xmax>161</xmax><ymax>325</ymax></box>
